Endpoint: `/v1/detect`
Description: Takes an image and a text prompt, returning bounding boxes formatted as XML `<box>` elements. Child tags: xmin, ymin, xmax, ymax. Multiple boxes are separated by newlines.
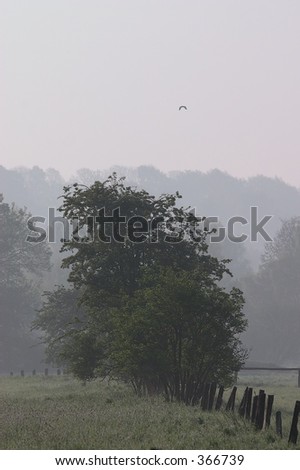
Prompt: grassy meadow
<box><xmin>0</xmin><ymin>373</ymin><xmax>299</xmax><ymax>450</ymax></box>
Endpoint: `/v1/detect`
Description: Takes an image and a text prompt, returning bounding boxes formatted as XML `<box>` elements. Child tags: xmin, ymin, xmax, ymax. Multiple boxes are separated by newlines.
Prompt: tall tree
<box><xmin>0</xmin><ymin>194</ymin><xmax>51</xmax><ymax>371</ymax></box>
<box><xmin>35</xmin><ymin>176</ymin><xmax>247</xmax><ymax>395</ymax></box>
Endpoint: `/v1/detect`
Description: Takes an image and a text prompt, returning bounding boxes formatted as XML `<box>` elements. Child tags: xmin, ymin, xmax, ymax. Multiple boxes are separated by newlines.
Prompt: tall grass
<box><xmin>0</xmin><ymin>375</ymin><xmax>299</xmax><ymax>449</ymax></box>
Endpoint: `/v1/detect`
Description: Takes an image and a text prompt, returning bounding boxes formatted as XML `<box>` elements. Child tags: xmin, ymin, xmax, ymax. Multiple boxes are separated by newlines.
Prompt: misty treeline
<box><xmin>1</xmin><ymin>165</ymin><xmax>300</xmax><ymax>380</ymax></box>
<box><xmin>0</xmin><ymin>193</ymin><xmax>51</xmax><ymax>370</ymax></box>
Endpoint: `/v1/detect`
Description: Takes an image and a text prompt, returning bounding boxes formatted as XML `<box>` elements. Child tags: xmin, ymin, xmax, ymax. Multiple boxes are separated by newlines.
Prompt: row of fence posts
<box><xmin>7</xmin><ymin>373</ymin><xmax>300</xmax><ymax>445</ymax></box>
<box><xmin>10</xmin><ymin>368</ymin><xmax>65</xmax><ymax>377</ymax></box>
<box><xmin>200</xmin><ymin>382</ymin><xmax>300</xmax><ymax>445</ymax></box>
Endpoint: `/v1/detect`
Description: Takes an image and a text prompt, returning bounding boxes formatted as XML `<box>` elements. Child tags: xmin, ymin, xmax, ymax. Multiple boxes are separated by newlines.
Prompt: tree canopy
<box><xmin>34</xmin><ymin>175</ymin><xmax>247</xmax><ymax>400</ymax></box>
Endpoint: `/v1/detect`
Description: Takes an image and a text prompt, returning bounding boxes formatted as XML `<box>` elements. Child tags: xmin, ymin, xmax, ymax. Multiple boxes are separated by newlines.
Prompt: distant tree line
<box><xmin>2</xmin><ymin>165</ymin><xmax>300</xmax><ymax>373</ymax></box>
<box><xmin>0</xmin><ymin>194</ymin><xmax>51</xmax><ymax>370</ymax></box>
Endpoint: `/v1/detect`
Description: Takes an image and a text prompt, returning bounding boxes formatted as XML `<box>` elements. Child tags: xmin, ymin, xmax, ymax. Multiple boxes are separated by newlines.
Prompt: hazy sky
<box><xmin>1</xmin><ymin>1</ymin><xmax>300</xmax><ymax>185</ymax></box>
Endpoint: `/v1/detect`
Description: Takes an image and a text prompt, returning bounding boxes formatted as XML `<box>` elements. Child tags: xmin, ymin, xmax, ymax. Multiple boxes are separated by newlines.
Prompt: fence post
<box><xmin>20</xmin><ymin>370</ymin><xmax>24</xmax><ymax>377</ymax></box>
<box><xmin>255</xmin><ymin>390</ymin><xmax>266</xmax><ymax>430</ymax></box>
<box><xmin>208</xmin><ymin>382</ymin><xmax>217</xmax><ymax>411</ymax></box>
<box><xmin>251</xmin><ymin>395</ymin><xmax>258</xmax><ymax>423</ymax></box>
<box><xmin>226</xmin><ymin>386</ymin><xmax>237</xmax><ymax>412</ymax></box>
<box><xmin>265</xmin><ymin>395</ymin><xmax>274</xmax><ymax>428</ymax></box>
<box><xmin>238</xmin><ymin>387</ymin><xmax>248</xmax><ymax>417</ymax></box>
<box><xmin>276</xmin><ymin>411</ymin><xmax>283</xmax><ymax>438</ymax></box>
<box><xmin>215</xmin><ymin>385</ymin><xmax>224</xmax><ymax>411</ymax></box>
<box><xmin>288</xmin><ymin>401</ymin><xmax>300</xmax><ymax>444</ymax></box>
<box><xmin>245</xmin><ymin>387</ymin><xmax>253</xmax><ymax>420</ymax></box>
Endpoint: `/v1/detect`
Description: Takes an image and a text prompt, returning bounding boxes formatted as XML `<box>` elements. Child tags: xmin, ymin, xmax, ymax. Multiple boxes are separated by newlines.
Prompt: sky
<box><xmin>1</xmin><ymin>0</ymin><xmax>300</xmax><ymax>186</ymax></box>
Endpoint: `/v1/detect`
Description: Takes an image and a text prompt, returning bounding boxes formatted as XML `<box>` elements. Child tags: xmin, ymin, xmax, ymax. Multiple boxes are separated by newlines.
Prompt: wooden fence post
<box><xmin>20</xmin><ymin>370</ymin><xmax>24</xmax><ymax>377</ymax></box>
<box><xmin>226</xmin><ymin>386</ymin><xmax>237</xmax><ymax>412</ymax></box>
<box><xmin>276</xmin><ymin>411</ymin><xmax>283</xmax><ymax>438</ymax></box>
<box><xmin>32</xmin><ymin>369</ymin><xmax>36</xmax><ymax>376</ymax></box>
<box><xmin>265</xmin><ymin>395</ymin><xmax>274</xmax><ymax>428</ymax></box>
<box><xmin>251</xmin><ymin>395</ymin><xmax>258</xmax><ymax>423</ymax></box>
<box><xmin>215</xmin><ymin>385</ymin><xmax>224</xmax><ymax>411</ymax></box>
<box><xmin>208</xmin><ymin>382</ymin><xmax>217</xmax><ymax>411</ymax></box>
<box><xmin>245</xmin><ymin>387</ymin><xmax>253</xmax><ymax>420</ymax></box>
<box><xmin>255</xmin><ymin>390</ymin><xmax>266</xmax><ymax>430</ymax></box>
<box><xmin>288</xmin><ymin>401</ymin><xmax>300</xmax><ymax>444</ymax></box>
<box><xmin>238</xmin><ymin>387</ymin><xmax>248</xmax><ymax>417</ymax></box>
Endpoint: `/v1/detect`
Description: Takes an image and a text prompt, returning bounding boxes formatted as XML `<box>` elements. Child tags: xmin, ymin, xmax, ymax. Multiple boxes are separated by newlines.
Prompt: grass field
<box><xmin>0</xmin><ymin>374</ymin><xmax>299</xmax><ymax>450</ymax></box>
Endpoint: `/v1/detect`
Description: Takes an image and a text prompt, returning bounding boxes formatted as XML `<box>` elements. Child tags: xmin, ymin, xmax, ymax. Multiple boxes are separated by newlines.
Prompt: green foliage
<box><xmin>110</xmin><ymin>267</ymin><xmax>247</xmax><ymax>401</ymax></box>
<box><xmin>59</xmin><ymin>174</ymin><xmax>212</xmax><ymax>302</ymax></box>
<box><xmin>0</xmin><ymin>195</ymin><xmax>50</xmax><ymax>282</ymax></box>
<box><xmin>34</xmin><ymin>176</ymin><xmax>247</xmax><ymax>397</ymax></box>
<box><xmin>0</xmin><ymin>195</ymin><xmax>51</xmax><ymax>370</ymax></box>
<box><xmin>33</xmin><ymin>286</ymin><xmax>106</xmax><ymax>381</ymax></box>
<box><xmin>60</xmin><ymin>330</ymin><xmax>105</xmax><ymax>382</ymax></box>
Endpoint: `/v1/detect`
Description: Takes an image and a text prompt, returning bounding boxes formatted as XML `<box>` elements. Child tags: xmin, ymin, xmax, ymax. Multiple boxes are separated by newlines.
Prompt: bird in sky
<box><xmin>179</xmin><ymin>105</ymin><xmax>187</xmax><ymax>111</ymax></box>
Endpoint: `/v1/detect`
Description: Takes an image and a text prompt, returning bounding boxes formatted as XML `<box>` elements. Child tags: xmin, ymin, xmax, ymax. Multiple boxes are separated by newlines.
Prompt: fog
<box><xmin>1</xmin><ymin>165</ymin><xmax>300</xmax><ymax>372</ymax></box>
<box><xmin>1</xmin><ymin>1</ymin><xmax>300</xmax><ymax>184</ymax></box>
<box><xmin>1</xmin><ymin>1</ymin><xmax>300</xmax><ymax>374</ymax></box>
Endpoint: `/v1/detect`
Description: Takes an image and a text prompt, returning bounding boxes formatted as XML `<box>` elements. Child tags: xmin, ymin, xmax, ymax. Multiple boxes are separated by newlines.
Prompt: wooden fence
<box><xmin>5</xmin><ymin>368</ymin><xmax>300</xmax><ymax>445</ymax></box>
<box><xmin>199</xmin><ymin>381</ymin><xmax>300</xmax><ymax>445</ymax></box>
<box><xmin>9</xmin><ymin>368</ymin><xmax>64</xmax><ymax>377</ymax></box>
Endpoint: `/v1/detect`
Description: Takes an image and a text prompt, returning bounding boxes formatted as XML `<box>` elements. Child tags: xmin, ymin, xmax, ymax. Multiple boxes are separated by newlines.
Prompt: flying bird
<box><xmin>179</xmin><ymin>105</ymin><xmax>187</xmax><ymax>111</ymax></box>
